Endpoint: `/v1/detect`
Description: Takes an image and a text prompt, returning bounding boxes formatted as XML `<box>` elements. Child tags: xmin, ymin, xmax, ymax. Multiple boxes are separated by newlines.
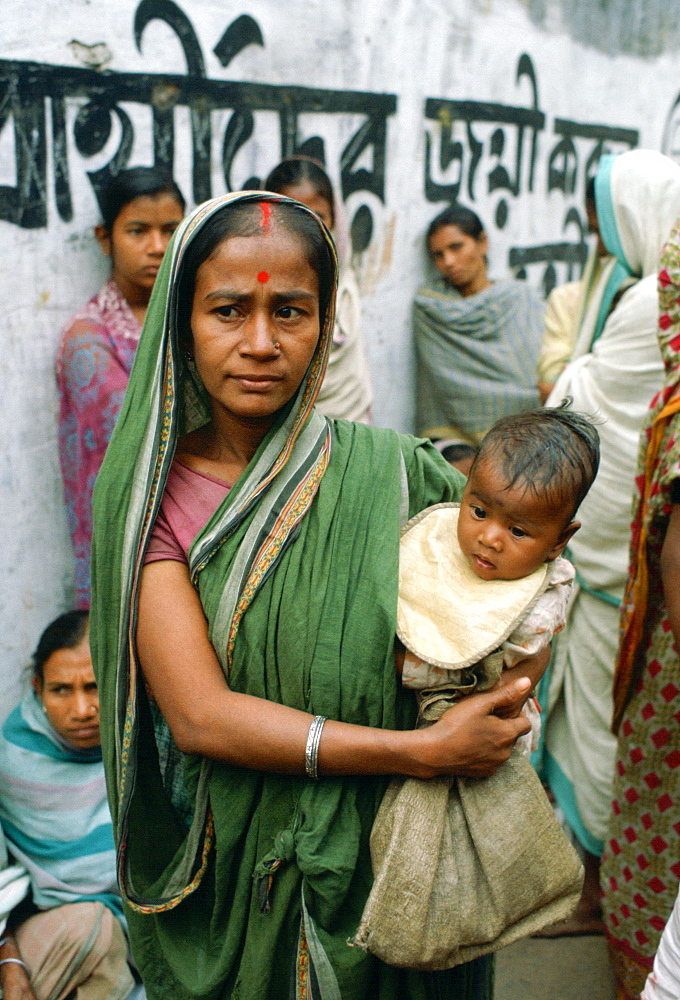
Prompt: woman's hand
<box><xmin>411</xmin><ymin>678</ymin><xmax>532</xmax><ymax>779</ymax></box>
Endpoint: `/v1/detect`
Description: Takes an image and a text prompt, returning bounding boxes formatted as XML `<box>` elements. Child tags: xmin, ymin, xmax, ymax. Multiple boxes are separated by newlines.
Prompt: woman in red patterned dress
<box><xmin>601</xmin><ymin>218</ymin><xmax>680</xmax><ymax>998</ymax></box>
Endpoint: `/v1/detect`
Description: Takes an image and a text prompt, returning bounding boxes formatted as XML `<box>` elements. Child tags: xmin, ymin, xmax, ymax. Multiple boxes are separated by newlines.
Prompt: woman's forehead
<box><xmin>42</xmin><ymin>639</ymin><xmax>94</xmax><ymax>684</ymax></box>
<box><xmin>197</xmin><ymin>227</ymin><xmax>320</xmax><ymax>286</ymax></box>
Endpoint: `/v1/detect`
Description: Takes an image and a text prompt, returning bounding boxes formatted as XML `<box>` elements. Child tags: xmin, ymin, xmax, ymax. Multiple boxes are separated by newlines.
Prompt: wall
<box><xmin>1</xmin><ymin>0</ymin><xmax>679</xmax><ymax>716</ymax></box>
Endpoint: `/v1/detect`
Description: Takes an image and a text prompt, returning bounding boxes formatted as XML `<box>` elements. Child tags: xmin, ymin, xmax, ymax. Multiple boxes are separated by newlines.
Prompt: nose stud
<box><xmin>273</xmin><ymin>341</ymin><xmax>280</xmax><ymax>349</ymax></box>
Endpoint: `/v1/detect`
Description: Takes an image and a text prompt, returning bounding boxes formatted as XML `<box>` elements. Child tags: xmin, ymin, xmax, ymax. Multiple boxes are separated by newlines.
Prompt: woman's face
<box><xmin>189</xmin><ymin>225</ymin><xmax>321</xmax><ymax>425</ymax></box>
<box><xmin>276</xmin><ymin>179</ymin><xmax>334</xmax><ymax>230</ymax></box>
<box><xmin>428</xmin><ymin>224</ymin><xmax>488</xmax><ymax>297</ymax></box>
<box><xmin>97</xmin><ymin>193</ymin><xmax>184</xmax><ymax>302</ymax></box>
<box><xmin>33</xmin><ymin>633</ymin><xmax>100</xmax><ymax>750</ymax></box>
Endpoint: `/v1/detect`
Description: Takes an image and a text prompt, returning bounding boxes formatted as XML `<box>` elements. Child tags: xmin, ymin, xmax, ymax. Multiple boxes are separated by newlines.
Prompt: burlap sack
<box><xmin>353</xmin><ymin>749</ymin><xmax>583</xmax><ymax>970</ymax></box>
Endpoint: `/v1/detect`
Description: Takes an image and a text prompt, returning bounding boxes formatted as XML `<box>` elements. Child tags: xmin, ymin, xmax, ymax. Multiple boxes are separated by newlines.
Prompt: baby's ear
<box><xmin>548</xmin><ymin>520</ymin><xmax>580</xmax><ymax>560</ymax></box>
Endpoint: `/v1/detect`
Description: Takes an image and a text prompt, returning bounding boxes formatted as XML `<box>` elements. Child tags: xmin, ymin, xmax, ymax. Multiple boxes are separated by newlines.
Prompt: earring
<box><xmin>184</xmin><ymin>351</ymin><xmax>194</xmax><ymax>362</ymax></box>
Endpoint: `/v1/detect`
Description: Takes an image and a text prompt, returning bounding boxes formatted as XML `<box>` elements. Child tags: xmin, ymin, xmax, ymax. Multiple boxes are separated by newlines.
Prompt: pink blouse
<box><xmin>145</xmin><ymin>460</ymin><xmax>231</xmax><ymax>564</ymax></box>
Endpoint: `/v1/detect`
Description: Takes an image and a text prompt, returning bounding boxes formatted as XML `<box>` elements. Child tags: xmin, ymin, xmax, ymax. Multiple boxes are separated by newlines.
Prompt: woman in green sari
<box><xmin>90</xmin><ymin>191</ymin><xmax>541</xmax><ymax>1000</ymax></box>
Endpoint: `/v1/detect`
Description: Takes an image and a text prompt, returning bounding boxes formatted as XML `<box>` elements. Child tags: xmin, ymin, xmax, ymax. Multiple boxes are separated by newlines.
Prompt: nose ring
<box><xmin>273</xmin><ymin>340</ymin><xmax>280</xmax><ymax>349</ymax></box>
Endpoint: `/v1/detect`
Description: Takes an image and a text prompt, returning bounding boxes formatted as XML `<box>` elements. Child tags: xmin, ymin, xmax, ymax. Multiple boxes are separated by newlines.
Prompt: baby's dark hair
<box><xmin>473</xmin><ymin>403</ymin><xmax>600</xmax><ymax>521</ymax></box>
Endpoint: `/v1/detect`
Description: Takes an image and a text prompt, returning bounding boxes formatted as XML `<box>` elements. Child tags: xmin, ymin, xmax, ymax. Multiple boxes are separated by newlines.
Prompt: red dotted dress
<box><xmin>601</xmin><ymin>221</ymin><xmax>680</xmax><ymax>999</ymax></box>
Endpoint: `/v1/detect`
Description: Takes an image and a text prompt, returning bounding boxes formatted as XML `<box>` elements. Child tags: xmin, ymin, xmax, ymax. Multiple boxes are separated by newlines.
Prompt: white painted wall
<box><xmin>1</xmin><ymin>0</ymin><xmax>679</xmax><ymax>715</ymax></box>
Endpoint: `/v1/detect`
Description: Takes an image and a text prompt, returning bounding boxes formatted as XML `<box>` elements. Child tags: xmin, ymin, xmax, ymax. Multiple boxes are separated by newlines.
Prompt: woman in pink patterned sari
<box><xmin>56</xmin><ymin>168</ymin><xmax>185</xmax><ymax>607</ymax></box>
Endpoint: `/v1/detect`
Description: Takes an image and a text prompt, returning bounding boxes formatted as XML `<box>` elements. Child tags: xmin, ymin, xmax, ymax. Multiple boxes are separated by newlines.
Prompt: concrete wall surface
<box><xmin>1</xmin><ymin>0</ymin><xmax>679</xmax><ymax>714</ymax></box>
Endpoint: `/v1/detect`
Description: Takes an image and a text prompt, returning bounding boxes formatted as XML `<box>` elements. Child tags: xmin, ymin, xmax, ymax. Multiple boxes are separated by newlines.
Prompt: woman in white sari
<box><xmin>538</xmin><ymin>149</ymin><xmax>680</xmax><ymax>933</ymax></box>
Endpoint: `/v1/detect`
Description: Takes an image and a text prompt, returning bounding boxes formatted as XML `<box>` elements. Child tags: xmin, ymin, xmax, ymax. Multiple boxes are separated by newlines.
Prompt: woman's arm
<box><xmin>660</xmin><ymin>503</ymin><xmax>680</xmax><ymax>648</ymax></box>
<box><xmin>138</xmin><ymin>560</ymin><xmax>531</xmax><ymax>780</ymax></box>
<box><xmin>0</xmin><ymin>933</ymin><xmax>36</xmax><ymax>1000</ymax></box>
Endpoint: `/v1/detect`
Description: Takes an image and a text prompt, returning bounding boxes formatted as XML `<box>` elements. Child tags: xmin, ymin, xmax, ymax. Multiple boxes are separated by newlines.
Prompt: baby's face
<box><xmin>457</xmin><ymin>458</ymin><xmax>573</xmax><ymax>581</ymax></box>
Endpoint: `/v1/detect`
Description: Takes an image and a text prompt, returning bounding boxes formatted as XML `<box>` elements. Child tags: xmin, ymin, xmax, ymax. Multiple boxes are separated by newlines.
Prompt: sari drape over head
<box><xmin>90</xmin><ymin>192</ymin><xmax>465</xmax><ymax>999</ymax></box>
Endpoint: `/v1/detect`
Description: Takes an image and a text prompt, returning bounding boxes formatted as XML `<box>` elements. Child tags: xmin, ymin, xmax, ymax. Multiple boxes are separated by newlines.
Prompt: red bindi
<box><xmin>257</xmin><ymin>270</ymin><xmax>270</xmax><ymax>283</ymax></box>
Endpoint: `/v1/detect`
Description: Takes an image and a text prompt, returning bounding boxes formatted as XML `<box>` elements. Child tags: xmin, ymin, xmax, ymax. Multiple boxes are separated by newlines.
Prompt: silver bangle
<box><xmin>0</xmin><ymin>937</ymin><xmax>9</xmax><ymax>949</ymax></box>
<box><xmin>304</xmin><ymin>715</ymin><xmax>327</xmax><ymax>779</ymax></box>
<box><xmin>0</xmin><ymin>957</ymin><xmax>30</xmax><ymax>975</ymax></box>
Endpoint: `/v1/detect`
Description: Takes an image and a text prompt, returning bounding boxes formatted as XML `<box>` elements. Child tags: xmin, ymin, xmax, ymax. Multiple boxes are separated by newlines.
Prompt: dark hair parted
<box><xmin>100</xmin><ymin>167</ymin><xmax>186</xmax><ymax>232</ymax></box>
<box><xmin>264</xmin><ymin>158</ymin><xmax>335</xmax><ymax>228</ymax></box>
<box><xmin>474</xmin><ymin>402</ymin><xmax>600</xmax><ymax>521</ymax></box>
<box><xmin>426</xmin><ymin>203</ymin><xmax>486</xmax><ymax>248</ymax></box>
<box><xmin>175</xmin><ymin>196</ymin><xmax>337</xmax><ymax>348</ymax></box>
<box><xmin>32</xmin><ymin>610</ymin><xmax>89</xmax><ymax>683</ymax></box>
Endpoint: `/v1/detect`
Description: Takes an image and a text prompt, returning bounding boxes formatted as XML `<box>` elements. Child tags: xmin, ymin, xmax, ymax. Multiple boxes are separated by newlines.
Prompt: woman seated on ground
<box><xmin>0</xmin><ymin>611</ymin><xmax>134</xmax><ymax>1000</ymax></box>
<box><xmin>56</xmin><ymin>167</ymin><xmax>185</xmax><ymax>607</ymax></box>
<box><xmin>263</xmin><ymin>156</ymin><xmax>373</xmax><ymax>422</ymax></box>
<box><xmin>413</xmin><ymin>203</ymin><xmax>543</xmax><ymax>444</ymax></box>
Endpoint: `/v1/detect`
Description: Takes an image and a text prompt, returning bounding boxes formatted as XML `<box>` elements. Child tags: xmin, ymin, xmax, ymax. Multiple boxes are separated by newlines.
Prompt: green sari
<box><xmin>90</xmin><ymin>192</ymin><xmax>480</xmax><ymax>999</ymax></box>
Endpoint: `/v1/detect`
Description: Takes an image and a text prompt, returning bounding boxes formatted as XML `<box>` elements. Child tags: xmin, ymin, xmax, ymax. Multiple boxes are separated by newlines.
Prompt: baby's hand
<box><xmin>495</xmin><ymin>648</ymin><xmax>550</xmax><ymax>717</ymax></box>
<box><xmin>495</xmin><ymin>666</ymin><xmax>535</xmax><ymax>718</ymax></box>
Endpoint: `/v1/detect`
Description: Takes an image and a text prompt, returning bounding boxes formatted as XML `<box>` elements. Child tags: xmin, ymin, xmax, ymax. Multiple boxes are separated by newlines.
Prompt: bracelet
<box><xmin>0</xmin><ymin>937</ymin><xmax>9</xmax><ymax>949</ymax></box>
<box><xmin>0</xmin><ymin>957</ymin><xmax>30</xmax><ymax>975</ymax></box>
<box><xmin>304</xmin><ymin>715</ymin><xmax>327</xmax><ymax>779</ymax></box>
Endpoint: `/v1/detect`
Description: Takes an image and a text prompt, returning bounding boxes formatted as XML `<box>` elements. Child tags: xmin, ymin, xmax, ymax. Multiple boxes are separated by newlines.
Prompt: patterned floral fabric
<box><xmin>601</xmin><ymin>218</ymin><xmax>680</xmax><ymax>1000</ymax></box>
<box><xmin>56</xmin><ymin>279</ymin><xmax>141</xmax><ymax>607</ymax></box>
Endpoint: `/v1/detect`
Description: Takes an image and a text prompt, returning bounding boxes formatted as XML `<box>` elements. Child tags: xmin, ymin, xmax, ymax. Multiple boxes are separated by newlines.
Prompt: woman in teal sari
<box><xmin>90</xmin><ymin>191</ymin><xmax>541</xmax><ymax>1000</ymax></box>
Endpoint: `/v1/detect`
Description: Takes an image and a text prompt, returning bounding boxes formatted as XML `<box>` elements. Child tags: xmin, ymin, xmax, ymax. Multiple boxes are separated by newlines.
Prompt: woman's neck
<box><xmin>455</xmin><ymin>274</ymin><xmax>493</xmax><ymax>298</ymax></box>
<box><xmin>177</xmin><ymin>412</ymin><xmax>274</xmax><ymax>483</ymax></box>
<box><xmin>111</xmin><ymin>274</ymin><xmax>151</xmax><ymax>325</ymax></box>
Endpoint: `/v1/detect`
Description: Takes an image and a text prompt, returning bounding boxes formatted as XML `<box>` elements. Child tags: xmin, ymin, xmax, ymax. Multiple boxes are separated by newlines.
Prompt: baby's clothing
<box><xmin>397</xmin><ymin>503</ymin><xmax>575</xmax><ymax>752</ymax></box>
<box><xmin>402</xmin><ymin>555</ymin><xmax>574</xmax><ymax>689</ymax></box>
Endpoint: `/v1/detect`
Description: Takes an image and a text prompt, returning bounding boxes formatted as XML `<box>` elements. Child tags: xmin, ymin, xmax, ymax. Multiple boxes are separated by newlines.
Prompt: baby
<box><xmin>397</xmin><ymin>405</ymin><xmax>600</xmax><ymax>737</ymax></box>
<box><xmin>357</xmin><ymin>406</ymin><xmax>599</xmax><ymax>965</ymax></box>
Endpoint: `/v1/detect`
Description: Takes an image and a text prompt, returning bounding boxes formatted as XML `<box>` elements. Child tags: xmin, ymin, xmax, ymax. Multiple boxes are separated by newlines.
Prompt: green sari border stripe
<box><xmin>589</xmin><ymin>261</ymin><xmax>631</xmax><ymax>349</ymax></box>
<box><xmin>226</xmin><ymin>433</ymin><xmax>331</xmax><ymax>672</ymax></box>
<box><xmin>595</xmin><ymin>154</ymin><xmax>634</xmax><ymax>276</ymax></box>
<box><xmin>205</xmin><ymin>416</ymin><xmax>330</xmax><ymax>664</ymax></box>
<box><xmin>543</xmin><ymin>751</ymin><xmax>604</xmax><ymax>857</ymax></box>
<box><xmin>590</xmin><ymin>153</ymin><xmax>635</xmax><ymax>348</ymax></box>
<box><xmin>574</xmin><ymin>569</ymin><xmax>622</xmax><ymax>608</ymax></box>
